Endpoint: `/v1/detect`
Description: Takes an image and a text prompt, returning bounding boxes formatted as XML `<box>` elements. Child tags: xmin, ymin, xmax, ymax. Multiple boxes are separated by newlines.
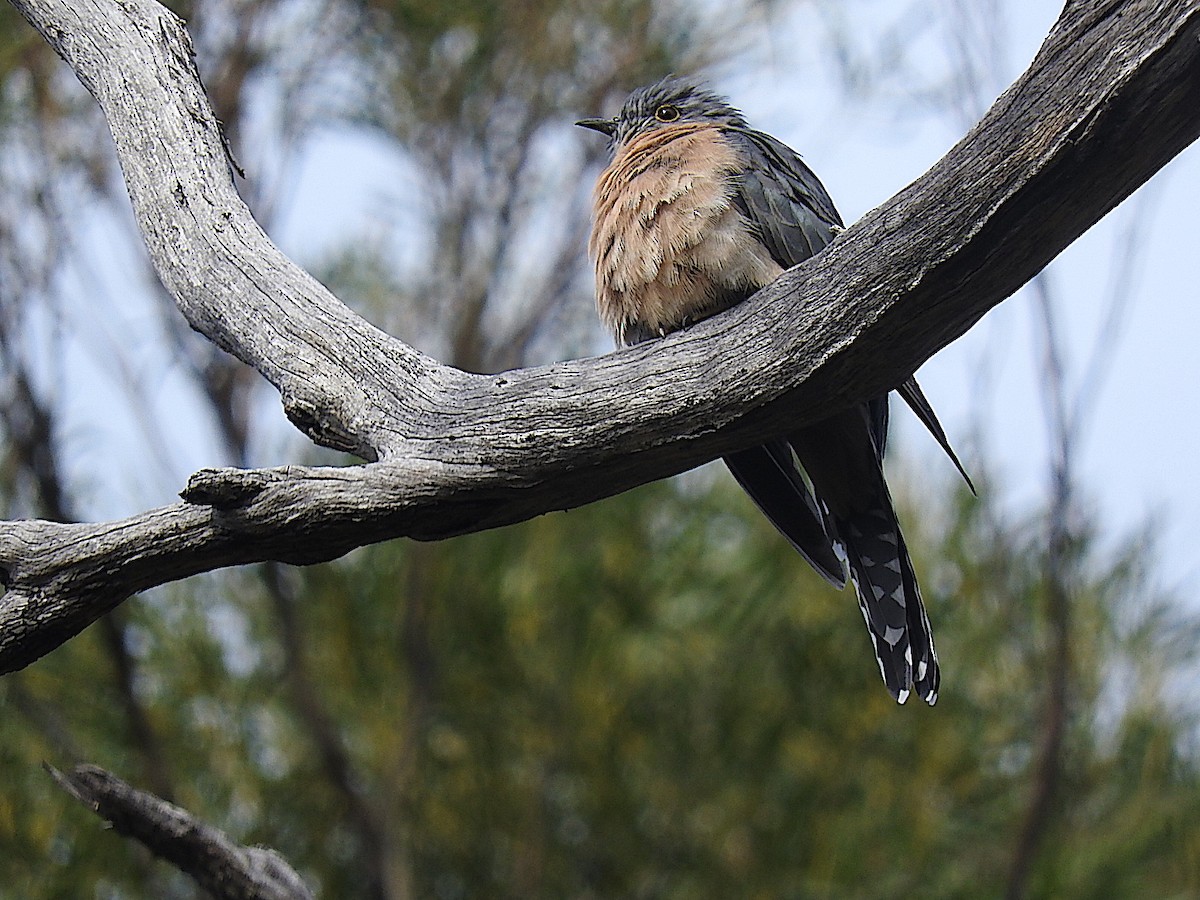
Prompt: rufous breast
<box><xmin>589</xmin><ymin>122</ymin><xmax>782</xmax><ymax>345</ymax></box>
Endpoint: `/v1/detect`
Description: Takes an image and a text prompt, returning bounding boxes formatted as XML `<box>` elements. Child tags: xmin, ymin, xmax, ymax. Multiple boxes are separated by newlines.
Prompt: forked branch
<box><xmin>2</xmin><ymin>0</ymin><xmax>1198</xmax><ymax>673</ymax></box>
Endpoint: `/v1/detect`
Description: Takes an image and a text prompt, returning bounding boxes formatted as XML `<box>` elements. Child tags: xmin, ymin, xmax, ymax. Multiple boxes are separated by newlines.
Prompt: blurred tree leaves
<box><xmin>5</xmin><ymin>470</ymin><xmax>1199</xmax><ymax>897</ymax></box>
<box><xmin>298</xmin><ymin>473</ymin><xmax>1200</xmax><ymax>898</ymax></box>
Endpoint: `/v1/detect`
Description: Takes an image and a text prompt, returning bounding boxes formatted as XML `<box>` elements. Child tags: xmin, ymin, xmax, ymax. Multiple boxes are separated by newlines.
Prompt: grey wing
<box><xmin>732</xmin><ymin>127</ymin><xmax>974</xmax><ymax>491</ymax></box>
<box><xmin>724</xmin><ymin>441</ymin><xmax>847</xmax><ymax>587</ymax></box>
<box><xmin>729</xmin><ymin>127</ymin><xmax>943</xmax><ymax>704</ymax></box>
<box><xmin>718</xmin><ymin>128</ymin><xmax>855</xmax><ymax>591</ymax></box>
<box><xmin>897</xmin><ymin>377</ymin><xmax>976</xmax><ymax>493</ymax></box>
<box><xmin>726</xmin><ymin>127</ymin><xmax>844</xmax><ymax>269</ymax></box>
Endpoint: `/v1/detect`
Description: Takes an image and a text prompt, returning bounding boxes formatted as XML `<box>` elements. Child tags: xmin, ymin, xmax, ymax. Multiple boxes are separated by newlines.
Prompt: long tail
<box><xmin>837</xmin><ymin>500</ymin><xmax>939</xmax><ymax>705</ymax></box>
<box><xmin>789</xmin><ymin>402</ymin><xmax>940</xmax><ymax>705</ymax></box>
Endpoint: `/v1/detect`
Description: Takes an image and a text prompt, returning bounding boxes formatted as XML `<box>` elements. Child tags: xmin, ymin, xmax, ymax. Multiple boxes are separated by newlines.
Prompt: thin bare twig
<box><xmin>1006</xmin><ymin>274</ymin><xmax>1074</xmax><ymax>900</ymax></box>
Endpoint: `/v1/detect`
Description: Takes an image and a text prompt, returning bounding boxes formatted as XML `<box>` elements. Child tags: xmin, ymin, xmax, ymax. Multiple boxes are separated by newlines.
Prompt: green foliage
<box><xmin>4</xmin><ymin>469</ymin><xmax>1198</xmax><ymax>898</ymax></box>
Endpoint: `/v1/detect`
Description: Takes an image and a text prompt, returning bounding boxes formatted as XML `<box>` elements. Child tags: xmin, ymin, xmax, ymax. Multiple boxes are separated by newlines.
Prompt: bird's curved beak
<box><xmin>575</xmin><ymin>117</ymin><xmax>617</xmax><ymax>137</ymax></box>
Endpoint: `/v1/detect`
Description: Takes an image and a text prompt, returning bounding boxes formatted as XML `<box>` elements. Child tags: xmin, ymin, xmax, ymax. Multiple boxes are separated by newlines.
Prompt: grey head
<box><xmin>575</xmin><ymin>75</ymin><xmax>748</xmax><ymax>152</ymax></box>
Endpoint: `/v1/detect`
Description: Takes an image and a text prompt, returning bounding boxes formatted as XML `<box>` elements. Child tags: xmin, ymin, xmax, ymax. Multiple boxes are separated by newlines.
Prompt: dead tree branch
<box><xmin>47</xmin><ymin>763</ymin><xmax>314</xmax><ymax>900</ymax></box>
<box><xmin>2</xmin><ymin>0</ymin><xmax>1198</xmax><ymax>673</ymax></box>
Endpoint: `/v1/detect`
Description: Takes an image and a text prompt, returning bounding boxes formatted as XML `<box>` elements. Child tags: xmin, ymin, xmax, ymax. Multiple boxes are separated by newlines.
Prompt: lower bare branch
<box><xmin>0</xmin><ymin>445</ymin><xmax>723</xmax><ymax>674</ymax></box>
<box><xmin>47</xmin><ymin>763</ymin><xmax>313</xmax><ymax>900</ymax></box>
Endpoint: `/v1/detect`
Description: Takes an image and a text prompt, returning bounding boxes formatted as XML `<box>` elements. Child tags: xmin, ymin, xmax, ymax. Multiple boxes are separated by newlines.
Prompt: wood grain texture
<box><xmin>1</xmin><ymin>0</ymin><xmax>1198</xmax><ymax>673</ymax></box>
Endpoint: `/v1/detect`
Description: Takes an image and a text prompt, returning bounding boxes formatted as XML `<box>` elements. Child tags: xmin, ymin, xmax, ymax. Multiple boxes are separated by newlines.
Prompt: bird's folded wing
<box><xmin>724</xmin><ymin>440</ymin><xmax>847</xmax><ymax>587</ymax></box>
<box><xmin>896</xmin><ymin>377</ymin><xmax>976</xmax><ymax>493</ymax></box>
<box><xmin>727</xmin><ymin>127</ymin><xmax>844</xmax><ymax>268</ymax></box>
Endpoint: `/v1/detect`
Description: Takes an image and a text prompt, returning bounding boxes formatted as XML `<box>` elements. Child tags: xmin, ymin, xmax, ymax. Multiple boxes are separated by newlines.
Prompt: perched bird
<box><xmin>577</xmin><ymin>76</ymin><xmax>972</xmax><ymax>705</ymax></box>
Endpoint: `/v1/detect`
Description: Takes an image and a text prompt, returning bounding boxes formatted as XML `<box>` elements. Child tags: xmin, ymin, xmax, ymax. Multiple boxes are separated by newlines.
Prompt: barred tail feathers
<box><xmin>839</xmin><ymin>505</ymin><xmax>939</xmax><ymax>705</ymax></box>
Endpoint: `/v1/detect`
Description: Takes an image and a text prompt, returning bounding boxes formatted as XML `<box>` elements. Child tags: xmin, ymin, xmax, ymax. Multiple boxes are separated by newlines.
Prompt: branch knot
<box><xmin>181</xmin><ymin>468</ymin><xmax>272</xmax><ymax>508</ymax></box>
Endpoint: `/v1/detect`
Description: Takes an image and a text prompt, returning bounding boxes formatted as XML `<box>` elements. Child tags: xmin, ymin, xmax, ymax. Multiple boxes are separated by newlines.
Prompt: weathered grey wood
<box><xmin>1</xmin><ymin>0</ymin><xmax>1198</xmax><ymax>674</ymax></box>
<box><xmin>47</xmin><ymin>764</ymin><xmax>314</xmax><ymax>900</ymax></box>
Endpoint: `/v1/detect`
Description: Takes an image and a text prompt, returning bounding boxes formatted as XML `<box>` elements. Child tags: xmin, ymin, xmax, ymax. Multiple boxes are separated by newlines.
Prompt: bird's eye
<box><xmin>654</xmin><ymin>104</ymin><xmax>680</xmax><ymax>122</ymax></box>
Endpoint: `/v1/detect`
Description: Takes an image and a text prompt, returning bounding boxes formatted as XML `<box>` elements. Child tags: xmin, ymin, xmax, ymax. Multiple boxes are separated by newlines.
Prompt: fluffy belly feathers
<box><xmin>589</xmin><ymin>122</ymin><xmax>782</xmax><ymax>346</ymax></box>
